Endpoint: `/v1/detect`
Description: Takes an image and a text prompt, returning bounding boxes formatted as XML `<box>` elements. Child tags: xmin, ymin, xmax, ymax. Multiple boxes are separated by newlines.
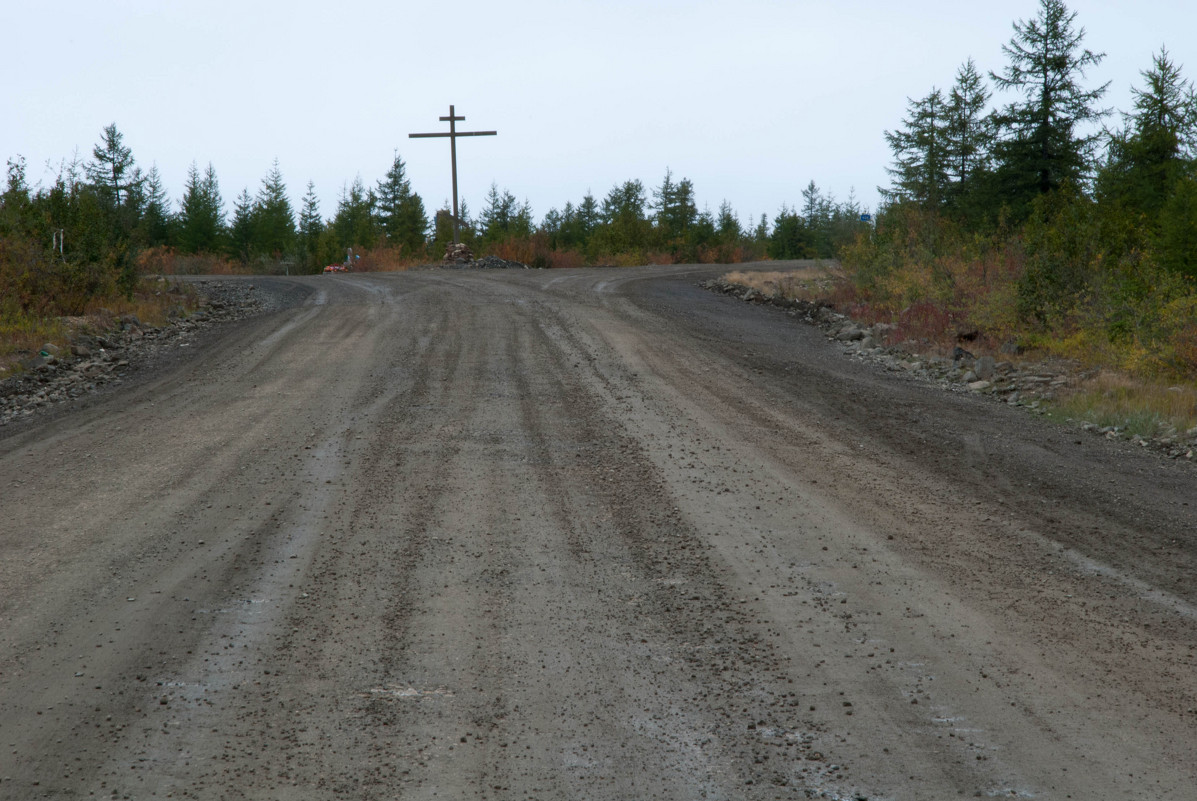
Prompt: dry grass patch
<box><xmin>0</xmin><ymin>277</ymin><xmax>198</xmax><ymax>377</ymax></box>
<box><xmin>1052</xmin><ymin>371</ymin><xmax>1197</xmax><ymax>439</ymax></box>
<box><xmin>722</xmin><ymin>263</ymin><xmax>843</xmax><ymax>298</ymax></box>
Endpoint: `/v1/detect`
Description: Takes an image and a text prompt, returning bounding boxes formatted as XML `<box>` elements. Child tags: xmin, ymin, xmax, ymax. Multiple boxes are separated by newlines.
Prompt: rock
<box><xmin>859</xmin><ymin>336</ymin><xmax>876</xmax><ymax>350</ymax></box>
<box><xmin>40</xmin><ymin>343</ymin><xmax>62</xmax><ymax>356</ymax></box>
<box><xmin>961</xmin><ymin>370</ymin><xmax>977</xmax><ymax>383</ymax></box>
<box><xmin>474</xmin><ymin>255</ymin><xmax>530</xmax><ymax>269</ymax></box>
<box><xmin>953</xmin><ymin>346</ymin><xmax>975</xmax><ymax>363</ymax></box>
<box><xmin>975</xmin><ymin>355</ymin><xmax>996</xmax><ymax>379</ymax></box>
<box><xmin>968</xmin><ymin>380</ymin><xmax>992</xmax><ymax>392</ymax></box>
<box><xmin>1000</xmin><ymin>339</ymin><xmax>1023</xmax><ymax>355</ymax></box>
<box><xmin>70</xmin><ymin>344</ymin><xmax>92</xmax><ymax>358</ymax></box>
<box><xmin>837</xmin><ymin>327</ymin><xmax>865</xmax><ymax>342</ymax></box>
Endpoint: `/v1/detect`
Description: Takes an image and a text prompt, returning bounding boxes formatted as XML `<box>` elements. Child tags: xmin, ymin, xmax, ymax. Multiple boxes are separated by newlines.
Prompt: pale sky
<box><xmin>6</xmin><ymin>1</ymin><xmax>1196</xmax><ymax>228</ymax></box>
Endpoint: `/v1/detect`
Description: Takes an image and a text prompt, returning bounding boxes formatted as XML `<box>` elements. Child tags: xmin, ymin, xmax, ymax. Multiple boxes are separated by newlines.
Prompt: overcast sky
<box><xmin>6</xmin><ymin>1</ymin><xmax>1196</xmax><ymax>227</ymax></box>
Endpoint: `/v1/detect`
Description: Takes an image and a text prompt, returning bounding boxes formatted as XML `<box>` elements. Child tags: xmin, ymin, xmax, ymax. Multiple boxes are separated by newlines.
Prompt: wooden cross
<box><xmin>409</xmin><ymin>105</ymin><xmax>497</xmax><ymax>244</ymax></box>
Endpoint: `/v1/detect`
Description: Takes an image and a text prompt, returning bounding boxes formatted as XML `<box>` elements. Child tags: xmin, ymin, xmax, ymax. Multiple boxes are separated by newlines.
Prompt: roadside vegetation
<box><xmin>722</xmin><ymin>0</ymin><xmax>1197</xmax><ymax>437</ymax></box>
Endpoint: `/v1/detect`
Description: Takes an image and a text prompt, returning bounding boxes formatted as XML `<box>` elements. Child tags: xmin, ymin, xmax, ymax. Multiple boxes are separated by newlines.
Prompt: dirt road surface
<box><xmin>2</xmin><ymin>265</ymin><xmax>1194</xmax><ymax>800</ymax></box>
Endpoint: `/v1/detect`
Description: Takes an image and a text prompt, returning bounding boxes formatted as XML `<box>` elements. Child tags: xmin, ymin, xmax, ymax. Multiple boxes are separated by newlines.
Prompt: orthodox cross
<box><xmin>409</xmin><ymin>105</ymin><xmax>497</xmax><ymax>244</ymax></box>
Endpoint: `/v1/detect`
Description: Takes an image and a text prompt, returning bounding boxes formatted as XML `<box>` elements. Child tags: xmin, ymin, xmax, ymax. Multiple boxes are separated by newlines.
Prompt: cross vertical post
<box><xmin>409</xmin><ymin>105</ymin><xmax>497</xmax><ymax>244</ymax></box>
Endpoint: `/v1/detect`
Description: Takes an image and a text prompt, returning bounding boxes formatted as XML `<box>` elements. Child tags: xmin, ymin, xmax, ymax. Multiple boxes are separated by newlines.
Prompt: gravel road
<box><xmin>1</xmin><ymin>265</ymin><xmax>1194</xmax><ymax>800</ymax></box>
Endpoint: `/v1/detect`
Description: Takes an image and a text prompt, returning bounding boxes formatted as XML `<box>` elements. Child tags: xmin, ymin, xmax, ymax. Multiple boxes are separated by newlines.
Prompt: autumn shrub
<box><xmin>544</xmin><ymin>249</ymin><xmax>585</xmax><ymax>269</ymax></box>
<box><xmin>487</xmin><ymin>238</ymin><xmax>537</xmax><ymax>265</ymax></box>
<box><xmin>353</xmin><ymin>243</ymin><xmax>421</xmax><ymax>272</ymax></box>
<box><xmin>151</xmin><ymin>250</ymin><xmax>247</xmax><ymax>276</ymax></box>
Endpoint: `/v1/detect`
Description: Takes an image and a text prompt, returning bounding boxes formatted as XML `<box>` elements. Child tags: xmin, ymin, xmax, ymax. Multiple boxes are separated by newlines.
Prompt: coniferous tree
<box><xmin>86</xmin><ymin>123</ymin><xmax>142</xmax><ymax>212</ymax></box>
<box><xmin>576</xmin><ymin>192</ymin><xmax>600</xmax><ymax>240</ymax></box>
<box><xmin>178</xmin><ymin>162</ymin><xmax>225</xmax><ymax>253</ymax></box>
<box><xmin>227</xmin><ymin>188</ymin><xmax>255</xmax><ymax>261</ymax></box>
<box><xmin>1099</xmin><ymin>47</ymin><xmax>1197</xmax><ymax>219</ymax></box>
<box><xmin>136</xmin><ymin>164</ymin><xmax>173</xmax><ymax>247</ymax></box>
<box><xmin>595</xmin><ymin>180</ymin><xmax>650</xmax><ymax>254</ymax></box>
<box><xmin>2</xmin><ymin>156</ymin><xmax>33</xmax><ymax>238</ymax></box>
<box><xmin>716</xmin><ymin>200</ymin><xmax>742</xmax><ymax>244</ymax></box>
<box><xmin>769</xmin><ymin>204</ymin><xmax>815</xmax><ymax>259</ymax></box>
<box><xmin>252</xmin><ymin>159</ymin><xmax>295</xmax><ymax>258</ymax></box>
<box><xmin>480</xmin><ymin>183</ymin><xmax>517</xmax><ymax>242</ymax></box>
<box><xmin>297</xmin><ymin>181</ymin><xmax>324</xmax><ymax>269</ymax></box>
<box><xmin>943</xmin><ymin>59</ymin><xmax>994</xmax><ymax>215</ymax></box>
<box><xmin>653</xmin><ymin>169</ymin><xmax>698</xmax><ymax>239</ymax></box>
<box><xmin>990</xmin><ymin>0</ymin><xmax>1109</xmax><ymax>216</ymax></box>
<box><xmin>331</xmin><ymin>176</ymin><xmax>375</xmax><ymax>251</ymax></box>
<box><xmin>374</xmin><ymin>152</ymin><xmax>427</xmax><ymax>253</ymax></box>
<box><xmin>883</xmin><ymin>88</ymin><xmax>950</xmax><ymax>208</ymax></box>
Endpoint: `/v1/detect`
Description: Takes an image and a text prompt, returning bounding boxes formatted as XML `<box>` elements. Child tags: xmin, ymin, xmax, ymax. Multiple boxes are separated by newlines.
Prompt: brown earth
<box><xmin>1</xmin><ymin>263</ymin><xmax>1194</xmax><ymax>800</ymax></box>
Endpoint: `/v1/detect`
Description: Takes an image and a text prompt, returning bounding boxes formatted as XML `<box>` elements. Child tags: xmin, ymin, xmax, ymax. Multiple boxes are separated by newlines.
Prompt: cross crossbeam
<box><xmin>409</xmin><ymin>105</ymin><xmax>497</xmax><ymax>244</ymax></box>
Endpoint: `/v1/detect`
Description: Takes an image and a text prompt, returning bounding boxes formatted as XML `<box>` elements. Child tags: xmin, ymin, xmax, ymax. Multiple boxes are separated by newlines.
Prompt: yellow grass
<box><xmin>1052</xmin><ymin>371</ymin><xmax>1197</xmax><ymax>438</ymax></box>
<box><xmin>722</xmin><ymin>264</ymin><xmax>843</xmax><ymax>299</ymax></box>
<box><xmin>0</xmin><ymin>278</ymin><xmax>198</xmax><ymax>377</ymax></box>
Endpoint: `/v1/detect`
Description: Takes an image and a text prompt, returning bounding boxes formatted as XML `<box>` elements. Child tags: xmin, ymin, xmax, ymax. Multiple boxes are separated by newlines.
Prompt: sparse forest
<box><xmin>854</xmin><ymin>0</ymin><xmax>1197</xmax><ymax>380</ymax></box>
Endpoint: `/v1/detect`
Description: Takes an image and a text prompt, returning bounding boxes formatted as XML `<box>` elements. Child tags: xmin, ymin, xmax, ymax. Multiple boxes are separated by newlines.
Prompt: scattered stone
<box><xmin>1</xmin><ymin>281</ymin><xmax>267</xmax><ymax>429</ymax></box>
<box><xmin>702</xmin><ymin>274</ymin><xmax>1196</xmax><ymax>463</ymax></box>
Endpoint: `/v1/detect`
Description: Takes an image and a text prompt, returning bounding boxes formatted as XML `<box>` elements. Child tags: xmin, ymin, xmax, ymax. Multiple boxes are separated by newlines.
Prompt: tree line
<box><xmin>2</xmin><ymin>118</ymin><xmax>869</xmax><ymax>311</ymax></box>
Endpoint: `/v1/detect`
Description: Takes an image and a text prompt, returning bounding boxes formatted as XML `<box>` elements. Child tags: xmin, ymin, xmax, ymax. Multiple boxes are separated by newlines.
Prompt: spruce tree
<box><xmin>252</xmin><ymin>159</ymin><xmax>295</xmax><ymax>258</ymax></box>
<box><xmin>297</xmin><ymin>181</ymin><xmax>324</xmax><ymax>269</ymax></box>
<box><xmin>331</xmin><ymin>176</ymin><xmax>375</xmax><ymax>251</ymax></box>
<box><xmin>576</xmin><ymin>192</ymin><xmax>600</xmax><ymax>240</ymax></box>
<box><xmin>374</xmin><ymin>152</ymin><xmax>427</xmax><ymax>254</ymax></box>
<box><xmin>228</xmin><ymin>188</ymin><xmax>255</xmax><ymax>261</ymax></box>
<box><xmin>177</xmin><ymin>162</ymin><xmax>225</xmax><ymax>253</ymax></box>
<box><xmin>716</xmin><ymin>200</ymin><xmax>742</xmax><ymax>244</ymax></box>
<box><xmin>137</xmin><ymin>164</ymin><xmax>174</xmax><ymax>247</ymax></box>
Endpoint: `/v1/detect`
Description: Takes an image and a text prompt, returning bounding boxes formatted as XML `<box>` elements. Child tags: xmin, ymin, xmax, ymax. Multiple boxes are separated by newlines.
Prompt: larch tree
<box><xmin>883</xmin><ymin>88</ymin><xmax>950</xmax><ymax>208</ymax></box>
<box><xmin>989</xmin><ymin>0</ymin><xmax>1109</xmax><ymax>215</ymax></box>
